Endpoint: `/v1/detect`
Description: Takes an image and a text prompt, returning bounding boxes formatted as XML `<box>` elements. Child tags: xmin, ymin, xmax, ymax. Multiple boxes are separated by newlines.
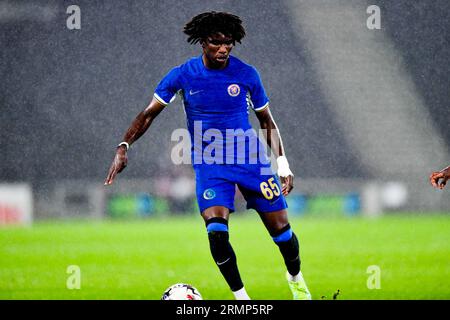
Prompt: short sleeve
<box><xmin>154</xmin><ymin>67</ymin><xmax>182</xmax><ymax>106</ymax></box>
<box><xmin>247</xmin><ymin>67</ymin><xmax>269</xmax><ymax>112</ymax></box>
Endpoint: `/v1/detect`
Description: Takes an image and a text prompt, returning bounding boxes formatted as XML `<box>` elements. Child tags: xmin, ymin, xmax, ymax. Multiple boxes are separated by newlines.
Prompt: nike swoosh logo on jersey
<box><xmin>189</xmin><ymin>89</ymin><xmax>203</xmax><ymax>95</ymax></box>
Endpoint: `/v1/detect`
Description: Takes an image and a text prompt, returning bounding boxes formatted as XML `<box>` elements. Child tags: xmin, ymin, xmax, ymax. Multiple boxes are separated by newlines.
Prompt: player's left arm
<box><xmin>255</xmin><ymin>107</ymin><xmax>294</xmax><ymax>196</ymax></box>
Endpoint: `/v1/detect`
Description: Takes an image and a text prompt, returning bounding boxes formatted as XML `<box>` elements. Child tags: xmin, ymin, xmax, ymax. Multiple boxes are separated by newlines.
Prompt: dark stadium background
<box><xmin>2</xmin><ymin>0</ymin><xmax>449</xmax><ymax>218</ymax></box>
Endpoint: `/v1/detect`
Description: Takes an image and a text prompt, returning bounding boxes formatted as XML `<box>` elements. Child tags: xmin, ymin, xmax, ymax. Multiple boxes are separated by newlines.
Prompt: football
<box><xmin>161</xmin><ymin>283</ymin><xmax>203</xmax><ymax>300</ymax></box>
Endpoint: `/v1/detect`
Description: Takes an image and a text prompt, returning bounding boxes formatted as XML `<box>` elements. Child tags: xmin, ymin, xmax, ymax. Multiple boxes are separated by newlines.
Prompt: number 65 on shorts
<box><xmin>195</xmin><ymin>164</ymin><xmax>288</xmax><ymax>213</ymax></box>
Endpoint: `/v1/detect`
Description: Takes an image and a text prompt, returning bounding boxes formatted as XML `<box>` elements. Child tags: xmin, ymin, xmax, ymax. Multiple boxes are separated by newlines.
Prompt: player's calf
<box><xmin>206</xmin><ymin>217</ymin><xmax>249</xmax><ymax>299</ymax></box>
<box><xmin>271</xmin><ymin>224</ymin><xmax>311</xmax><ymax>300</ymax></box>
<box><xmin>271</xmin><ymin>223</ymin><xmax>300</xmax><ymax>276</ymax></box>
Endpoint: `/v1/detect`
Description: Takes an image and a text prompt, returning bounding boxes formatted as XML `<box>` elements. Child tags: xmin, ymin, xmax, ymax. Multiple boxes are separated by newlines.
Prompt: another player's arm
<box><xmin>255</xmin><ymin>106</ymin><xmax>294</xmax><ymax>196</ymax></box>
<box><xmin>104</xmin><ymin>97</ymin><xmax>166</xmax><ymax>185</ymax></box>
<box><xmin>429</xmin><ymin>165</ymin><xmax>450</xmax><ymax>189</ymax></box>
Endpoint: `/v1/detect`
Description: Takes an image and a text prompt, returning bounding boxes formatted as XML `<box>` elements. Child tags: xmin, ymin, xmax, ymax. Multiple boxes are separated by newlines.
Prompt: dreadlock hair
<box><xmin>183</xmin><ymin>11</ymin><xmax>246</xmax><ymax>45</ymax></box>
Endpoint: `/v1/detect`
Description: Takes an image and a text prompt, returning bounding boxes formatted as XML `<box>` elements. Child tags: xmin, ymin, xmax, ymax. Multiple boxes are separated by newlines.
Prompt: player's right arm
<box><xmin>430</xmin><ymin>165</ymin><xmax>450</xmax><ymax>189</ymax></box>
<box><xmin>104</xmin><ymin>98</ymin><xmax>166</xmax><ymax>185</ymax></box>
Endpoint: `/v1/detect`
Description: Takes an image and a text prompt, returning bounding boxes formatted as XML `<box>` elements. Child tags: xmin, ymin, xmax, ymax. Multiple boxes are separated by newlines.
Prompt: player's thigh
<box><xmin>195</xmin><ymin>165</ymin><xmax>237</xmax><ymax>215</ymax></box>
<box><xmin>236</xmin><ymin>166</ymin><xmax>287</xmax><ymax>218</ymax></box>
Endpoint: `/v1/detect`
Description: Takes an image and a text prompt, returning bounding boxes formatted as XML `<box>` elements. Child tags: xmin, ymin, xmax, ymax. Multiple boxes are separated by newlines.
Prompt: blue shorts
<box><xmin>194</xmin><ymin>163</ymin><xmax>288</xmax><ymax>214</ymax></box>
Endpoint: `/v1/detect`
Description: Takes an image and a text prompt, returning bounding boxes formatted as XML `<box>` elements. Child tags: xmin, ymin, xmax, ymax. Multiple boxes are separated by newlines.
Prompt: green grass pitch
<box><xmin>1</xmin><ymin>214</ymin><xmax>449</xmax><ymax>300</ymax></box>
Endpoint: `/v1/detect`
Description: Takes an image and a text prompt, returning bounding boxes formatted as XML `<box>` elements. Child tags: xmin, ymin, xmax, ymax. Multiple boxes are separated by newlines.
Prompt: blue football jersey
<box><xmin>154</xmin><ymin>55</ymin><xmax>270</xmax><ymax>166</ymax></box>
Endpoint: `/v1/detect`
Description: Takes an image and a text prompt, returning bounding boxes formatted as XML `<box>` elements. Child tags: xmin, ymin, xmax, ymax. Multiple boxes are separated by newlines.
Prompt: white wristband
<box><xmin>117</xmin><ymin>142</ymin><xmax>130</xmax><ymax>151</ymax></box>
<box><xmin>277</xmin><ymin>156</ymin><xmax>293</xmax><ymax>177</ymax></box>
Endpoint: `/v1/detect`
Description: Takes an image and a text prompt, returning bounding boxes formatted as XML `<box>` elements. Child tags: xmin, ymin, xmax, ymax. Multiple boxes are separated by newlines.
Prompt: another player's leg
<box><xmin>202</xmin><ymin>206</ymin><xmax>250</xmax><ymax>300</ymax></box>
<box><xmin>259</xmin><ymin>209</ymin><xmax>311</xmax><ymax>300</ymax></box>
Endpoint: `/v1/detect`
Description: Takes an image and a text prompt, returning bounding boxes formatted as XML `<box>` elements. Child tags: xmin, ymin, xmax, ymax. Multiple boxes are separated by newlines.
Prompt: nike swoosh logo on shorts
<box><xmin>269</xmin><ymin>197</ymin><xmax>281</xmax><ymax>205</ymax></box>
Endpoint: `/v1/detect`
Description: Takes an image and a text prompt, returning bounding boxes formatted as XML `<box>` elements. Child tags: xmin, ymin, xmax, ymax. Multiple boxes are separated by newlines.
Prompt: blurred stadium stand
<box><xmin>1</xmin><ymin>0</ymin><xmax>449</xmax><ymax>221</ymax></box>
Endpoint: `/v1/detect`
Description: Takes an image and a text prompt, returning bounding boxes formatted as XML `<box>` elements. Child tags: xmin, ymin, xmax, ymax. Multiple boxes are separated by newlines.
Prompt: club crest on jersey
<box><xmin>227</xmin><ymin>84</ymin><xmax>240</xmax><ymax>97</ymax></box>
<box><xmin>203</xmin><ymin>188</ymin><xmax>216</xmax><ymax>200</ymax></box>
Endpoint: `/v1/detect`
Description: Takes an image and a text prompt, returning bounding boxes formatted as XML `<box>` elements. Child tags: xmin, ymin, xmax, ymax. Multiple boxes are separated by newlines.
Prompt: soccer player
<box><xmin>104</xmin><ymin>11</ymin><xmax>311</xmax><ymax>300</ymax></box>
<box><xmin>430</xmin><ymin>165</ymin><xmax>450</xmax><ymax>189</ymax></box>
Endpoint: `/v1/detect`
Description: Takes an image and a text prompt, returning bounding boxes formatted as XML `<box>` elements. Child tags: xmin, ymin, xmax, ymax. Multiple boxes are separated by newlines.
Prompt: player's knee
<box><xmin>202</xmin><ymin>206</ymin><xmax>229</xmax><ymax>222</ymax></box>
<box><xmin>271</xmin><ymin>223</ymin><xmax>293</xmax><ymax>243</ymax></box>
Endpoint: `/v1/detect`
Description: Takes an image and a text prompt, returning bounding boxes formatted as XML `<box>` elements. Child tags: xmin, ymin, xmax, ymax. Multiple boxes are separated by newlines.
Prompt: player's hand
<box><xmin>276</xmin><ymin>156</ymin><xmax>294</xmax><ymax>196</ymax></box>
<box><xmin>429</xmin><ymin>170</ymin><xmax>449</xmax><ymax>189</ymax></box>
<box><xmin>104</xmin><ymin>146</ymin><xmax>128</xmax><ymax>185</ymax></box>
<box><xmin>280</xmin><ymin>174</ymin><xmax>294</xmax><ymax>196</ymax></box>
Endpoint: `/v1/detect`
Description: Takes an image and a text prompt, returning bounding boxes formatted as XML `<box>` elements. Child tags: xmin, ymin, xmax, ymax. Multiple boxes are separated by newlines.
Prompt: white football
<box><xmin>161</xmin><ymin>283</ymin><xmax>203</xmax><ymax>300</ymax></box>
